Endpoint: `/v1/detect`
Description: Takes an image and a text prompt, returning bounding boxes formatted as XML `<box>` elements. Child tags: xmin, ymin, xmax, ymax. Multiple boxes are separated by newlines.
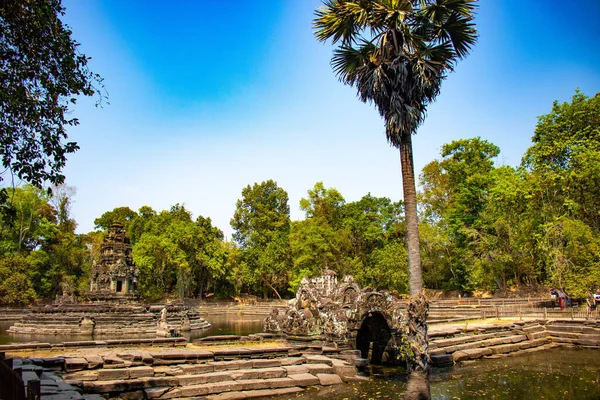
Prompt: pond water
<box><xmin>0</xmin><ymin>313</ymin><xmax>264</xmax><ymax>345</ymax></box>
<box><xmin>2</xmin><ymin>316</ymin><xmax>600</xmax><ymax>399</ymax></box>
<box><xmin>283</xmin><ymin>348</ymin><xmax>600</xmax><ymax>400</ymax></box>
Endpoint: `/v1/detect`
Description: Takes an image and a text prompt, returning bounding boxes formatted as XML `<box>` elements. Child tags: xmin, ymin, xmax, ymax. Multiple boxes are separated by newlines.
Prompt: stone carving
<box><xmin>89</xmin><ymin>223</ymin><xmax>139</xmax><ymax>301</ymax></box>
<box><xmin>264</xmin><ymin>270</ymin><xmax>408</xmax><ymax>364</ymax></box>
<box><xmin>157</xmin><ymin>307</ymin><xmax>170</xmax><ymax>337</ymax></box>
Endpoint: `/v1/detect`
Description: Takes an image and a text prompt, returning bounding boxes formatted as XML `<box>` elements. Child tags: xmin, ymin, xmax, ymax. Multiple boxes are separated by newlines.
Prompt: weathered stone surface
<box><xmin>129</xmin><ymin>366</ymin><xmax>155</xmax><ymax>379</ymax></box>
<box><xmin>180</xmin><ymin>364</ymin><xmax>215</xmax><ymax>374</ymax></box>
<box><xmin>83</xmin><ymin>379</ymin><xmax>144</xmax><ymax>393</ymax></box>
<box><xmin>330</xmin><ymin>359</ymin><xmax>357</xmax><ymax>382</ymax></box>
<box><xmin>288</xmin><ymin>373</ymin><xmax>319</xmax><ymax>387</ymax></box>
<box><xmin>316</xmin><ymin>373</ymin><xmax>343</xmax><ymax>386</ymax></box>
<box><xmin>65</xmin><ymin>358</ymin><xmax>89</xmax><ymax>372</ymax></box>
<box><xmin>236</xmin><ymin>378</ymin><xmax>296</xmax><ymax>391</ymax></box>
<box><xmin>452</xmin><ymin>351</ymin><xmax>469</xmax><ymax>362</ymax></box>
<box><xmin>251</xmin><ymin>359</ymin><xmax>281</xmax><ymax>368</ymax></box>
<box><xmin>306</xmin><ymin>363</ymin><xmax>334</xmax><ymax>374</ymax></box>
<box><xmin>144</xmin><ymin>387</ymin><xmax>171</xmax><ymax>399</ymax></box>
<box><xmin>229</xmin><ymin>367</ymin><xmax>286</xmax><ymax>380</ymax></box>
<box><xmin>84</xmin><ymin>355</ymin><xmax>104</xmax><ymax>369</ymax></box>
<box><xmin>97</xmin><ymin>368</ymin><xmax>128</xmax><ymax>381</ymax></box>
<box><xmin>206</xmin><ymin>386</ymin><xmax>304</xmax><ymax>400</ymax></box>
<box><xmin>463</xmin><ymin>348</ymin><xmax>492</xmax><ymax>360</ymax></box>
<box><xmin>304</xmin><ymin>355</ymin><xmax>333</xmax><ymax>366</ymax></box>
<box><xmin>178</xmin><ymin>372</ymin><xmax>233</xmax><ymax>386</ymax></box>
<box><xmin>282</xmin><ymin>365</ymin><xmax>309</xmax><ymax>375</ymax></box>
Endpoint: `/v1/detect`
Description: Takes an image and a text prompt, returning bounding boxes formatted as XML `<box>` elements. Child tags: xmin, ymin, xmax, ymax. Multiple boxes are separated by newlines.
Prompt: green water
<box><xmin>284</xmin><ymin>348</ymin><xmax>600</xmax><ymax>400</ymax></box>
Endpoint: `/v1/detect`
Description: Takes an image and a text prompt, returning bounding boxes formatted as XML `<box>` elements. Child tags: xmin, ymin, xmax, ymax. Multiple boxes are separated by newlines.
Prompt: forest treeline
<box><xmin>1</xmin><ymin>91</ymin><xmax>598</xmax><ymax>305</ymax></box>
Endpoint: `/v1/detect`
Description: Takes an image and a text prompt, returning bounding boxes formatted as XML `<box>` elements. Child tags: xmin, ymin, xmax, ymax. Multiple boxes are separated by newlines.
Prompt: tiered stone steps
<box><xmin>7</xmin><ymin>304</ymin><xmax>210</xmax><ymax>336</ymax></box>
<box><xmin>429</xmin><ymin>321</ymin><xmax>552</xmax><ymax>366</ymax></box>
<box><xmin>58</xmin><ymin>346</ymin><xmax>362</xmax><ymax>399</ymax></box>
<box><xmin>545</xmin><ymin>319</ymin><xmax>600</xmax><ymax>346</ymax></box>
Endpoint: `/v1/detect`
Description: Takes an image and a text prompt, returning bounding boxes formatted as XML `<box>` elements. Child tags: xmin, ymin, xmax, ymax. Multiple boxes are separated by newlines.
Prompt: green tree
<box><xmin>314</xmin><ymin>1</ymin><xmax>477</xmax><ymax>373</ymax></box>
<box><xmin>131</xmin><ymin>204</ymin><xmax>227</xmax><ymax>300</ymax></box>
<box><xmin>94</xmin><ymin>206</ymin><xmax>138</xmax><ymax>232</ymax></box>
<box><xmin>0</xmin><ymin>0</ymin><xmax>103</xmax><ymax>197</ymax></box>
<box><xmin>520</xmin><ymin>91</ymin><xmax>600</xmax><ymax>295</ymax></box>
<box><xmin>230</xmin><ymin>180</ymin><xmax>292</xmax><ymax>299</ymax></box>
<box><xmin>421</xmin><ymin>137</ymin><xmax>500</xmax><ymax>290</ymax></box>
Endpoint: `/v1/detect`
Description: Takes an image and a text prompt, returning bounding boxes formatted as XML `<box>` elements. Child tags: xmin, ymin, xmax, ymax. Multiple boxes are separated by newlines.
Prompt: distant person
<box><xmin>587</xmin><ymin>289</ymin><xmax>596</xmax><ymax>315</ymax></box>
<box><xmin>594</xmin><ymin>289</ymin><xmax>600</xmax><ymax>307</ymax></box>
<box><xmin>550</xmin><ymin>288</ymin><xmax>558</xmax><ymax>307</ymax></box>
<box><xmin>558</xmin><ymin>290</ymin><xmax>566</xmax><ymax>310</ymax></box>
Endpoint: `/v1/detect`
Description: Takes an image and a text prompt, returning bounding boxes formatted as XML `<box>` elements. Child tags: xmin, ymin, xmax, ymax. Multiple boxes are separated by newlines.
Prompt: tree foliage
<box><xmin>0</xmin><ymin>0</ymin><xmax>103</xmax><ymax>193</ymax></box>
<box><xmin>230</xmin><ymin>180</ymin><xmax>292</xmax><ymax>299</ymax></box>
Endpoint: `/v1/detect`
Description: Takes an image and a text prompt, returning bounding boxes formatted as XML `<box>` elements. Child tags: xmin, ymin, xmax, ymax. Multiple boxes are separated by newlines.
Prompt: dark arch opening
<box><xmin>356</xmin><ymin>312</ymin><xmax>392</xmax><ymax>365</ymax></box>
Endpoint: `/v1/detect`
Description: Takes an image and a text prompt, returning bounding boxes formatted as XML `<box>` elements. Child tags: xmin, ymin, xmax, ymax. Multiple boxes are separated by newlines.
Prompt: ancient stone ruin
<box><xmin>89</xmin><ymin>222</ymin><xmax>139</xmax><ymax>302</ymax></box>
<box><xmin>8</xmin><ymin>223</ymin><xmax>211</xmax><ymax>337</ymax></box>
<box><xmin>264</xmin><ymin>270</ymin><xmax>408</xmax><ymax>364</ymax></box>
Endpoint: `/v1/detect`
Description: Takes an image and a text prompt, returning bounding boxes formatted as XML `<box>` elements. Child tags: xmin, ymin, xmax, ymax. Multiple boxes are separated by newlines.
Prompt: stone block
<box><xmin>316</xmin><ymin>373</ymin><xmax>343</xmax><ymax>386</ymax></box>
<box><xmin>65</xmin><ymin>358</ymin><xmax>89</xmax><ymax>372</ymax></box>
<box><xmin>304</xmin><ymin>355</ymin><xmax>333</xmax><ymax>366</ymax></box>
<box><xmin>251</xmin><ymin>359</ymin><xmax>281</xmax><ymax>368</ymax></box>
<box><xmin>119</xmin><ymin>390</ymin><xmax>145</xmax><ymax>400</ymax></box>
<box><xmin>330</xmin><ymin>359</ymin><xmax>357</xmax><ymax>382</ymax></box>
<box><xmin>430</xmin><ymin>354</ymin><xmax>454</xmax><ymax>367</ymax></box>
<box><xmin>136</xmin><ymin>376</ymin><xmax>179</xmax><ymax>389</ymax></box>
<box><xmin>306</xmin><ymin>363</ymin><xmax>334</xmax><ymax>374</ymax></box>
<box><xmin>83</xmin><ymin>379</ymin><xmax>144</xmax><ymax>393</ymax></box>
<box><xmin>463</xmin><ymin>348</ymin><xmax>492</xmax><ymax>360</ymax></box>
<box><xmin>84</xmin><ymin>356</ymin><xmax>104</xmax><ymax>369</ymax></box>
<box><xmin>236</xmin><ymin>377</ymin><xmax>295</xmax><ymax>391</ymax></box>
<box><xmin>144</xmin><ymin>387</ymin><xmax>170</xmax><ymax>399</ymax></box>
<box><xmin>103</xmin><ymin>355</ymin><xmax>126</xmax><ymax>366</ymax></box>
<box><xmin>129</xmin><ymin>366</ymin><xmax>154</xmax><ymax>379</ymax></box>
<box><xmin>97</xmin><ymin>368</ymin><xmax>128</xmax><ymax>381</ymax></box>
<box><xmin>230</xmin><ymin>367</ymin><xmax>286</xmax><ymax>380</ymax></box>
<box><xmin>283</xmin><ymin>365</ymin><xmax>309</xmax><ymax>375</ymax></box>
<box><xmin>180</xmin><ymin>364</ymin><xmax>215</xmax><ymax>374</ymax></box>
<box><xmin>280</xmin><ymin>357</ymin><xmax>305</xmax><ymax>366</ymax></box>
<box><xmin>452</xmin><ymin>351</ymin><xmax>469</xmax><ymax>362</ymax></box>
<box><xmin>288</xmin><ymin>373</ymin><xmax>319</xmax><ymax>387</ymax></box>
<box><xmin>64</xmin><ymin>371</ymin><xmax>98</xmax><ymax>382</ymax></box>
<box><xmin>203</xmin><ymin>380</ymin><xmax>242</xmax><ymax>395</ymax></box>
<box><xmin>178</xmin><ymin>372</ymin><xmax>233</xmax><ymax>385</ymax></box>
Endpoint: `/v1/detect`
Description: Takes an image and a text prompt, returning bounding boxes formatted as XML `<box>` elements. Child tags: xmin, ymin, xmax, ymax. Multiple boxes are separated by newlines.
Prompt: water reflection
<box><xmin>280</xmin><ymin>348</ymin><xmax>600</xmax><ymax>400</ymax></box>
<box><xmin>0</xmin><ymin>314</ymin><xmax>264</xmax><ymax>345</ymax></box>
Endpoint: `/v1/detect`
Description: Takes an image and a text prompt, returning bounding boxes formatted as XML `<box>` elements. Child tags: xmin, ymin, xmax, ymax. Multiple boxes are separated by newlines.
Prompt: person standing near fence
<box><xmin>558</xmin><ymin>290</ymin><xmax>566</xmax><ymax>310</ymax></box>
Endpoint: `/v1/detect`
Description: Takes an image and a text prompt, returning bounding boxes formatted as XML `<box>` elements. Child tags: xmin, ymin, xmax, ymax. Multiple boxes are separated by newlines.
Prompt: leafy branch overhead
<box><xmin>0</xmin><ymin>0</ymin><xmax>105</xmax><ymax>191</ymax></box>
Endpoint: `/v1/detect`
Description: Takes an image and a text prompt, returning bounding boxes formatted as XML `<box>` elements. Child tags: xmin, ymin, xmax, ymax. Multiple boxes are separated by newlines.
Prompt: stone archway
<box><xmin>355</xmin><ymin>312</ymin><xmax>392</xmax><ymax>364</ymax></box>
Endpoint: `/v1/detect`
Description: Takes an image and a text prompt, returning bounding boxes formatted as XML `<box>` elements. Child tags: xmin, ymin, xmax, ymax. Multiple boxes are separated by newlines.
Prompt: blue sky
<box><xmin>60</xmin><ymin>0</ymin><xmax>600</xmax><ymax>238</ymax></box>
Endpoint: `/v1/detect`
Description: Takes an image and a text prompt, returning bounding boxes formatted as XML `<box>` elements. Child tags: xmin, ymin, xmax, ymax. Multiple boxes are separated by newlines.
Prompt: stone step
<box><xmin>431</xmin><ymin>334</ymin><xmax>528</xmax><ymax>356</ymax></box>
<box><xmin>450</xmin><ymin>338</ymin><xmax>551</xmax><ymax>363</ymax></box>
<box><xmin>204</xmin><ymin>386</ymin><xmax>304</xmax><ymax>400</ymax></box>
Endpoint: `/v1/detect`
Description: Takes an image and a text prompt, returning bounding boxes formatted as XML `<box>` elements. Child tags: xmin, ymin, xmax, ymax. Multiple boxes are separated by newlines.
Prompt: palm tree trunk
<box><xmin>399</xmin><ymin>133</ymin><xmax>422</xmax><ymax>296</ymax></box>
<box><xmin>399</xmin><ymin>133</ymin><xmax>430</xmax><ymax>391</ymax></box>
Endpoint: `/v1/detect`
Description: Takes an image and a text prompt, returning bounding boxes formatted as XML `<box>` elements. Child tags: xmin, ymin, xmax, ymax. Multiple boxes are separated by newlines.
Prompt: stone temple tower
<box><xmin>89</xmin><ymin>223</ymin><xmax>139</xmax><ymax>301</ymax></box>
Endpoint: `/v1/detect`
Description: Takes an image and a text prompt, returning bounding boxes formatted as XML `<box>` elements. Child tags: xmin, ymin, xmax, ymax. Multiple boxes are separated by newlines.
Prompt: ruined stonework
<box><xmin>89</xmin><ymin>223</ymin><xmax>139</xmax><ymax>301</ymax></box>
<box><xmin>264</xmin><ymin>270</ymin><xmax>409</xmax><ymax>364</ymax></box>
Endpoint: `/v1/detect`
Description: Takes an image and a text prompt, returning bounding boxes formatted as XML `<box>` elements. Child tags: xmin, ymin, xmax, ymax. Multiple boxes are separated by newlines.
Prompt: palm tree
<box><xmin>314</xmin><ymin>0</ymin><xmax>477</xmax><ymax>373</ymax></box>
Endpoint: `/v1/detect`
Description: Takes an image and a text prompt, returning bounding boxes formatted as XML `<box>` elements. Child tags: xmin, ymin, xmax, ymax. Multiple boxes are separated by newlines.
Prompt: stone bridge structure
<box><xmin>264</xmin><ymin>270</ymin><xmax>409</xmax><ymax>364</ymax></box>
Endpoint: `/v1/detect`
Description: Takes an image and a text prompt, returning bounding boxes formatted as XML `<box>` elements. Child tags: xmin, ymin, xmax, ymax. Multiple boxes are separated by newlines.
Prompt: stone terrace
<box><xmin>3</xmin><ymin>338</ymin><xmax>366</xmax><ymax>400</ymax></box>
